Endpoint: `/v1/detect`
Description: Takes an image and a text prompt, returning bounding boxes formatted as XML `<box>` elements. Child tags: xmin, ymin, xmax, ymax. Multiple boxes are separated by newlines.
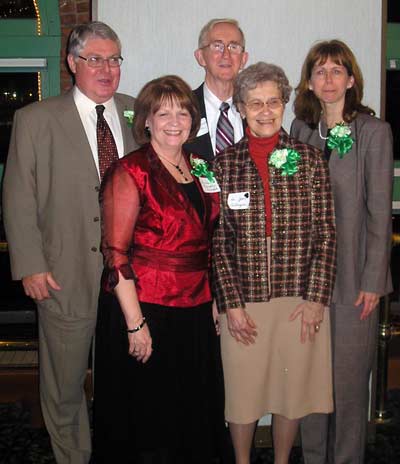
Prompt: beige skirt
<box><xmin>220</xmin><ymin>297</ymin><xmax>333</xmax><ymax>423</ymax></box>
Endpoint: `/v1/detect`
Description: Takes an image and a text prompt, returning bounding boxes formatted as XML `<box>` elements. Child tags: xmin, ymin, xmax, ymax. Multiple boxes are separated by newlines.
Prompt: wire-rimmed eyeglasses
<box><xmin>78</xmin><ymin>55</ymin><xmax>124</xmax><ymax>68</ymax></box>
<box><xmin>201</xmin><ymin>41</ymin><xmax>244</xmax><ymax>55</ymax></box>
<box><xmin>244</xmin><ymin>98</ymin><xmax>284</xmax><ymax>112</ymax></box>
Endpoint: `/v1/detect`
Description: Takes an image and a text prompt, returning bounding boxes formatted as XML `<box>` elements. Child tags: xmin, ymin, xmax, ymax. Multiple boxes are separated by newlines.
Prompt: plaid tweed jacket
<box><xmin>212</xmin><ymin>129</ymin><xmax>336</xmax><ymax>312</ymax></box>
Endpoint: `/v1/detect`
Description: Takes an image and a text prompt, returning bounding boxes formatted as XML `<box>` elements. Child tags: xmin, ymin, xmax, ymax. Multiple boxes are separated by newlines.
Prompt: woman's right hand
<box><xmin>128</xmin><ymin>324</ymin><xmax>153</xmax><ymax>363</ymax></box>
<box><xmin>226</xmin><ymin>307</ymin><xmax>257</xmax><ymax>345</ymax></box>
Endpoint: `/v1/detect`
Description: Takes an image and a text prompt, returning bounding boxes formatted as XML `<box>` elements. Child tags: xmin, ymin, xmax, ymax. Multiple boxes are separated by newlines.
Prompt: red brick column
<box><xmin>59</xmin><ymin>1</ymin><xmax>91</xmax><ymax>92</ymax></box>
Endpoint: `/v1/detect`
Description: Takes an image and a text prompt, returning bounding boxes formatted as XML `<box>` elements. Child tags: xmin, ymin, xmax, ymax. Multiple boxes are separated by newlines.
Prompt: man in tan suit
<box><xmin>3</xmin><ymin>21</ymin><xmax>137</xmax><ymax>463</ymax></box>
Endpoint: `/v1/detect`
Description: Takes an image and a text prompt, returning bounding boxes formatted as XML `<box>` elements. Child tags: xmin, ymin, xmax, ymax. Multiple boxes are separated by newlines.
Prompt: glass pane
<box><xmin>386</xmin><ymin>70</ymin><xmax>400</xmax><ymax>160</ymax></box>
<box><xmin>0</xmin><ymin>0</ymin><xmax>36</xmax><ymax>19</ymax></box>
<box><xmin>0</xmin><ymin>72</ymin><xmax>38</xmax><ymax>318</ymax></box>
<box><xmin>0</xmin><ymin>72</ymin><xmax>38</xmax><ymax>164</ymax></box>
<box><xmin>388</xmin><ymin>0</ymin><xmax>400</xmax><ymax>23</ymax></box>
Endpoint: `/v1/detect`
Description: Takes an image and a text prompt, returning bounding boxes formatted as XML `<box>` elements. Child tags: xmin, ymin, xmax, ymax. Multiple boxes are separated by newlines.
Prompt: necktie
<box><xmin>96</xmin><ymin>104</ymin><xmax>119</xmax><ymax>179</ymax></box>
<box><xmin>215</xmin><ymin>102</ymin><xmax>234</xmax><ymax>155</ymax></box>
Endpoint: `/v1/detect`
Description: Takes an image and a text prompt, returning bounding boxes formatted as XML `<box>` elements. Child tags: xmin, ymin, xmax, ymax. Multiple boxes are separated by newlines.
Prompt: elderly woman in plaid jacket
<box><xmin>212</xmin><ymin>62</ymin><xmax>336</xmax><ymax>464</ymax></box>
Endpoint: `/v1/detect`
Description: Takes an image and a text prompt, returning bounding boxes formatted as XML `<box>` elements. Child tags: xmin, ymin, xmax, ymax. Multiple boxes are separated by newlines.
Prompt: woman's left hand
<box><xmin>212</xmin><ymin>301</ymin><xmax>220</xmax><ymax>336</ymax></box>
<box><xmin>289</xmin><ymin>300</ymin><xmax>325</xmax><ymax>343</ymax></box>
<box><xmin>354</xmin><ymin>291</ymin><xmax>380</xmax><ymax>320</ymax></box>
<box><xmin>128</xmin><ymin>324</ymin><xmax>152</xmax><ymax>363</ymax></box>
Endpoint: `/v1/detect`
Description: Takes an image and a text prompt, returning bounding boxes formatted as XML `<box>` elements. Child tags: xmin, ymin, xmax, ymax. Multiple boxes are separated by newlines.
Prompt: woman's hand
<box><xmin>212</xmin><ymin>301</ymin><xmax>220</xmax><ymax>336</ymax></box>
<box><xmin>113</xmin><ymin>272</ymin><xmax>152</xmax><ymax>362</ymax></box>
<box><xmin>289</xmin><ymin>300</ymin><xmax>325</xmax><ymax>343</ymax></box>
<box><xmin>226</xmin><ymin>307</ymin><xmax>257</xmax><ymax>345</ymax></box>
<box><xmin>354</xmin><ymin>291</ymin><xmax>380</xmax><ymax>321</ymax></box>
<box><xmin>128</xmin><ymin>323</ymin><xmax>152</xmax><ymax>363</ymax></box>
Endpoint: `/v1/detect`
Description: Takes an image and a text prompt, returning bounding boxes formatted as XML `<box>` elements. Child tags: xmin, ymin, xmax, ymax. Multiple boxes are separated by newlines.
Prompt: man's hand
<box><xmin>22</xmin><ymin>272</ymin><xmax>61</xmax><ymax>301</ymax></box>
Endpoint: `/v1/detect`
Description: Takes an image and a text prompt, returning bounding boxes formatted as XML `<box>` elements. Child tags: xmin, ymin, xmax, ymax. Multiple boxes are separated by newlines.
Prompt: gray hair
<box><xmin>233</xmin><ymin>62</ymin><xmax>292</xmax><ymax>107</ymax></box>
<box><xmin>67</xmin><ymin>21</ymin><xmax>121</xmax><ymax>58</ymax></box>
<box><xmin>198</xmin><ymin>18</ymin><xmax>245</xmax><ymax>49</ymax></box>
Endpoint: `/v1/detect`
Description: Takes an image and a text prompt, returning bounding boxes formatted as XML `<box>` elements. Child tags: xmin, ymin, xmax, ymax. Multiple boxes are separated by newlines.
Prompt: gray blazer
<box><xmin>291</xmin><ymin>113</ymin><xmax>393</xmax><ymax>304</ymax></box>
<box><xmin>3</xmin><ymin>89</ymin><xmax>138</xmax><ymax>318</ymax></box>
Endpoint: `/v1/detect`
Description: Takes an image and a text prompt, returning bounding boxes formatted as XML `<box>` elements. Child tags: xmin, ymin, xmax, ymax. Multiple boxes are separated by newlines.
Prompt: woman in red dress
<box><xmin>93</xmin><ymin>75</ymin><xmax>225</xmax><ymax>464</ymax></box>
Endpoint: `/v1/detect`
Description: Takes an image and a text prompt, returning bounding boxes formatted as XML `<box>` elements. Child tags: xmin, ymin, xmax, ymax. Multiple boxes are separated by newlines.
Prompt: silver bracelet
<box><xmin>126</xmin><ymin>317</ymin><xmax>146</xmax><ymax>333</ymax></box>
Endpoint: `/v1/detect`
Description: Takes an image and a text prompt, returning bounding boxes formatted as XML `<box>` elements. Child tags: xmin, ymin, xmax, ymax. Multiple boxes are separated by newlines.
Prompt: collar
<box><xmin>203</xmin><ymin>82</ymin><xmax>234</xmax><ymax>112</ymax></box>
<box><xmin>73</xmin><ymin>86</ymin><xmax>117</xmax><ymax>116</ymax></box>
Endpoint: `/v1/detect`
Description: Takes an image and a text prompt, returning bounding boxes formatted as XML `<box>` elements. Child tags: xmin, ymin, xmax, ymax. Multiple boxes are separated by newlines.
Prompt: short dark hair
<box><xmin>293</xmin><ymin>39</ymin><xmax>375</xmax><ymax>127</ymax></box>
<box><xmin>133</xmin><ymin>75</ymin><xmax>200</xmax><ymax>146</ymax></box>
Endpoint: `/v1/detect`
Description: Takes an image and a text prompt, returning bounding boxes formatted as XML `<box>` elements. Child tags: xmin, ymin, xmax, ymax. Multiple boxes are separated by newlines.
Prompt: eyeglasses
<box><xmin>201</xmin><ymin>41</ymin><xmax>244</xmax><ymax>55</ymax></box>
<box><xmin>245</xmin><ymin>98</ymin><xmax>284</xmax><ymax>112</ymax></box>
<box><xmin>78</xmin><ymin>55</ymin><xmax>124</xmax><ymax>68</ymax></box>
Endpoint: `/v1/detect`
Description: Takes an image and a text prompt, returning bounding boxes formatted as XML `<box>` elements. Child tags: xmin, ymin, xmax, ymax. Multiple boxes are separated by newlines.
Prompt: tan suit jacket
<box><xmin>3</xmin><ymin>89</ymin><xmax>138</xmax><ymax>318</ymax></box>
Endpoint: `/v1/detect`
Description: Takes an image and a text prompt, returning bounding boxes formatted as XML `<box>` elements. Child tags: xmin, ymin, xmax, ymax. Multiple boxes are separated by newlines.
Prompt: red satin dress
<box><xmin>93</xmin><ymin>144</ymin><xmax>227</xmax><ymax>464</ymax></box>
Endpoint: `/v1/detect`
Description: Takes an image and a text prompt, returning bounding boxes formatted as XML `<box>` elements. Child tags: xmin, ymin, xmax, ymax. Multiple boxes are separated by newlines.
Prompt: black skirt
<box><xmin>93</xmin><ymin>290</ymin><xmax>228</xmax><ymax>464</ymax></box>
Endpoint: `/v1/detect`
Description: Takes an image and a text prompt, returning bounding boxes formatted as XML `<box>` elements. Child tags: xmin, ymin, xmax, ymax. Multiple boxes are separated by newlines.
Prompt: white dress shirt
<box><xmin>203</xmin><ymin>82</ymin><xmax>244</xmax><ymax>155</ymax></box>
<box><xmin>73</xmin><ymin>86</ymin><xmax>124</xmax><ymax>178</ymax></box>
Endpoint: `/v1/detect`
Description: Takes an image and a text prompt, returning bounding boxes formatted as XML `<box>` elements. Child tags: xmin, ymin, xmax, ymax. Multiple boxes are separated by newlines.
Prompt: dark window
<box><xmin>388</xmin><ymin>0</ymin><xmax>400</xmax><ymax>23</ymax></box>
<box><xmin>0</xmin><ymin>72</ymin><xmax>39</xmax><ymax>319</ymax></box>
<box><xmin>0</xmin><ymin>72</ymin><xmax>38</xmax><ymax>163</ymax></box>
<box><xmin>0</xmin><ymin>0</ymin><xmax>36</xmax><ymax>19</ymax></box>
<box><xmin>386</xmin><ymin>70</ymin><xmax>400</xmax><ymax>159</ymax></box>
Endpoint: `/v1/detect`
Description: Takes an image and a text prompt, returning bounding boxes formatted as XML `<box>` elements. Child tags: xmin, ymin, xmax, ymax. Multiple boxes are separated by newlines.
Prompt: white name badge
<box><xmin>227</xmin><ymin>192</ymin><xmax>250</xmax><ymax>209</ymax></box>
<box><xmin>196</xmin><ymin>118</ymin><xmax>209</xmax><ymax>137</ymax></box>
<box><xmin>199</xmin><ymin>176</ymin><xmax>221</xmax><ymax>193</ymax></box>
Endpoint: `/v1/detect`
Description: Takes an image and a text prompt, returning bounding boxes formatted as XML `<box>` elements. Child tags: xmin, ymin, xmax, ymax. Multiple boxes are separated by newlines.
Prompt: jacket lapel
<box><xmin>115</xmin><ymin>94</ymin><xmax>133</xmax><ymax>155</ymax></box>
<box><xmin>54</xmin><ymin>91</ymin><xmax>99</xmax><ymax>183</ymax></box>
<box><xmin>193</xmin><ymin>84</ymin><xmax>214</xmax><ymax>160</ymax></box>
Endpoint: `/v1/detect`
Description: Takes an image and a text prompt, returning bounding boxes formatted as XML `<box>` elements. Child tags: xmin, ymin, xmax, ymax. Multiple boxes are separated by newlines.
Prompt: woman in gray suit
<box><xmin>291</xmin><ymin>40</ymin><xmax>393</xmax><ymax>464</ymax></box>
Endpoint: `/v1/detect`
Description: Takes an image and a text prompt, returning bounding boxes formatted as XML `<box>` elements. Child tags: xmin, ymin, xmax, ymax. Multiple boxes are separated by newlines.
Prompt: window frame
<box><xmin>0</xmin><ymin>0</ymin><xmax>61</xmax><ymax>98</ymax></box>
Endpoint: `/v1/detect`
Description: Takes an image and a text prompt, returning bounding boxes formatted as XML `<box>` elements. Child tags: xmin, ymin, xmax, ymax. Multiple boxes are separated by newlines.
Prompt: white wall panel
<box><xmin>94</xmin><ymin>1</ymin><xmax>382</xmax><ymax>129</ymax></box>
<box><xmin>93</xmin><ymin>0</ymin><xmax>382</xmax><ymax>428</ymax></box>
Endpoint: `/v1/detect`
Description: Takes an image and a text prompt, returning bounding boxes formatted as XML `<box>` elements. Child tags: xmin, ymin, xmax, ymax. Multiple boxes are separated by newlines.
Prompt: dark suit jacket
<box><xmin>184</xmin><ymin>84</ymin><xmax>214</xmax><ymax>161</ymax></box>
<box><xmin>184</xmin><ymin>84</ymin><xmax>246</xmax><ymax>162</ymax></box>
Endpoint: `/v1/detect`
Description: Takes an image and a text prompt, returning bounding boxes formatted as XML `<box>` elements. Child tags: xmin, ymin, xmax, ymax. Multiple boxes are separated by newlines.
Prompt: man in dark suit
<box><xmin>3</xmin><ymin>22</ymin><xmax>137</xmax><ymax>463</ymax></box>
<box><xmin>184</xmin><ymin>18</ymin><xmax>248</xmax><ymax>161</ymax></box>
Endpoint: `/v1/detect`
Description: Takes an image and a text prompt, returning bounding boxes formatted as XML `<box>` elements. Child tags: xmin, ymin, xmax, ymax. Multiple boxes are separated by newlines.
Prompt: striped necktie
<box><xmin>96</xmin><ymin>104</ymin><xmax>119</xmax><ymax>179</ymax></box>
<box><xmin>215</xmin><ymin>102</ymin><xmax>234</xmax><ymax>155</ymax></box>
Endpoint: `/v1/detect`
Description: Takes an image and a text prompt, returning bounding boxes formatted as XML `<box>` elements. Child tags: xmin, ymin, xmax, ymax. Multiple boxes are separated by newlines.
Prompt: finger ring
<box><xmin>314</xmin><ymin>324</ymin><xmax>320</xmax><ymax>332</ymax></box>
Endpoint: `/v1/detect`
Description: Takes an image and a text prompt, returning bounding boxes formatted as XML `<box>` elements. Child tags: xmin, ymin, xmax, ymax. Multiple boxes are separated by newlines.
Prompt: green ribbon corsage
<box><xmin>269</xmin><ymin>148</ymin><xmax>301</xmax><ymax>176</ymax></box>
<box><xmin>327</xmin><ymin>122</ymin><xmax>354</xmax><ymax>158</ymax></box>
<box><xmin>190</xmin><ymin>155</ymin><xmax>215</xmax><ymax>182</ymax></box>
<box><xmin>123</xmin><ymin>110</ymin><xmax>134</xmax><ymax>127</ymax></box>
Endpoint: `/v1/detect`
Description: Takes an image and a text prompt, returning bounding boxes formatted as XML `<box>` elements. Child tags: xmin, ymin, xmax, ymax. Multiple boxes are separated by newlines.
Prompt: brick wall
<box><xmin>59</xmin><ymin>0</ymin><xmax>91</xmax><ymax>92</ymax></box>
